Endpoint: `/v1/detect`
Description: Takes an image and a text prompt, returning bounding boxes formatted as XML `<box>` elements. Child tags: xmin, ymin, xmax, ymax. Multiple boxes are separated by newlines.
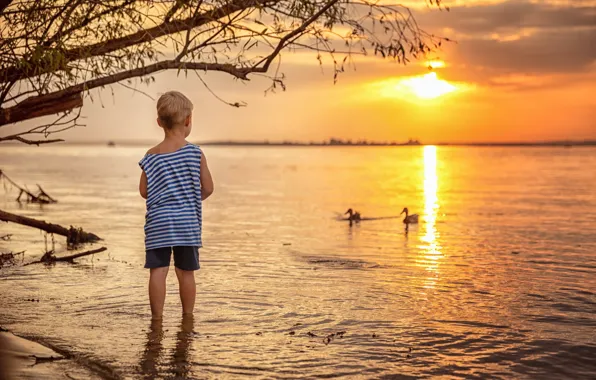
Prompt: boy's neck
<box><xmin>163</xmin><ymin>127</ymin><xmax>187</xmax><ymax>143</ymax></box>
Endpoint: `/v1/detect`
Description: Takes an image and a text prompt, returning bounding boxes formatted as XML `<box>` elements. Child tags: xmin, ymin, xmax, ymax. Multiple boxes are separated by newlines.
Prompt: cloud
<box><xmin>452</xmin><ymin>27</ymin><xmax>596</xmax><ymax>73</ymax></box>
<box><xmin>276</xmin><ymin>0</ymin><xmax>596</xmax><ymax>86</ymax></box>
<box><xmin>415</xmin><ymin>0</ymin><xmax>596</xmax><ymax>74</ymax></box>
<box><xmin>420</xmin><ymin>1</ymin><xmax>596</xmax><ymax>35</ymax></box>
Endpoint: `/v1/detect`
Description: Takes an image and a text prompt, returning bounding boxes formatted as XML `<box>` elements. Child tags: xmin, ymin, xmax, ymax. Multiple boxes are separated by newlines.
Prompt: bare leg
<box><xmin>175</xmin><ymin>267</ymin><xmax>196</xmax><ymax>315</ymax></box>
<box><xmin>149</xmin><ymin>267</ymin><xmax>169</xmax><ymax>320</ymax></box>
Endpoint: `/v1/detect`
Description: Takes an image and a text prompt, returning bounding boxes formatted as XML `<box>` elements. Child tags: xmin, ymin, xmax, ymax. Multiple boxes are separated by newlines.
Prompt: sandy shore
<box><xmin>0</xmin><ymin>329</ymin><xmax>106</xmax><ymax>380</ymax></box>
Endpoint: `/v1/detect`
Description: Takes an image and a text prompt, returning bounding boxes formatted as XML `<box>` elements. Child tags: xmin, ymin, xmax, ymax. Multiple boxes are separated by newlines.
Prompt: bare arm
<box><xmin>200</xmin><ymin>153</ymin><xmax>214</xmax><ymax>200</ymax></box>
<box><xmin>139</xmin><ymin>170</ymin><xmax>148</xmax><ymax>199</ymax></box>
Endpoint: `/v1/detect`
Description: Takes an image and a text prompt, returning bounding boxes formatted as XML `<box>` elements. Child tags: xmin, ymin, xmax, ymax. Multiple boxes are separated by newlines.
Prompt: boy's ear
<box><xmin>156</xmin><ymin>118</ymin><xmax>163</xmax><ymax>128</ymax></box>
<box><xmin>185</xmin><ymin>115</ymin><xmax>192</xmax><ymax>127</ymax></box>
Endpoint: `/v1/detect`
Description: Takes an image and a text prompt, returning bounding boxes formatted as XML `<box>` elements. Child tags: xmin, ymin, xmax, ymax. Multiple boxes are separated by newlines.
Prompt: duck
<box><xmin>401</xmin><ymin>207</ymin><xmax>419</xmax><ymax>224</ymax></box>
<box><xmin>345</xmin><ymin>208</ymin><xmax>361</xmax><ymax>222</ymax></box>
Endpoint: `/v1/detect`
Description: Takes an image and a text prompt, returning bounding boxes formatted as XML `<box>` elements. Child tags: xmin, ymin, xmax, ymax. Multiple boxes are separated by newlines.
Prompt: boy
<box><xmin>138</xmin><ymin>91</ymin><xmax>214</xmax><ymax>320</ymax></box>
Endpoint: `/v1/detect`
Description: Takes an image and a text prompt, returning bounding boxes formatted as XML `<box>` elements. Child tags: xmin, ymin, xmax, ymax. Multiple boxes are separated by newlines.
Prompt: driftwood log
<box><xmin>0</xmin><ymin>209</ymin><xmax>100</xmax><ymax>247</ymax></box>
<box><xmin>25</xmin><ymin>247</ymin><xmax>107</xmax><ymax>266</ymax></box>
<box><xmin>0</xmin><ymin>170</ymin><xmax>57</xmax><ymax>204</ymax></box>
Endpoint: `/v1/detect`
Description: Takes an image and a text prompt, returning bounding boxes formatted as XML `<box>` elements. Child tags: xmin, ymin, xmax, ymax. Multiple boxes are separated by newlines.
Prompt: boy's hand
<box><xmin>200</xmin><ymin>153</ymin><xmax>214</xmax><ymax>200</ymax></box>
<box><xmin>139</xmin><ymin>170</ymin><xmax>148</xmax><ymax>199</ymax></box>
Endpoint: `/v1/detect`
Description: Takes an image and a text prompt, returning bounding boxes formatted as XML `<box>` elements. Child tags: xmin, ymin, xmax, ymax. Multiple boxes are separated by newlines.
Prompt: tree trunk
<box><xmin>0</xmin><ymin>92</ymin><xmax>82</xmax><ymax>126</ymax></box>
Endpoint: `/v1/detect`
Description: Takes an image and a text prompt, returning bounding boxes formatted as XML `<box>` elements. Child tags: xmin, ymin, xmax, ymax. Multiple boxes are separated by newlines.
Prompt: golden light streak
<box><xmin>417</xmin><ymin>146</ymin><xmax>442</xmax><ymax>288</ymax></box>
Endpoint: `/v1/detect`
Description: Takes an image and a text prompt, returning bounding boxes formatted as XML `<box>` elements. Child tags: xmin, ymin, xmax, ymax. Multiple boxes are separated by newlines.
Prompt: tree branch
<box><xmin>252</xmin><ymin>0</ymin><xmax>340</xmax><ymax>73</ymax></box>
<box><xmin>0</xmin><ymin>136</ymin><xmax>64</xmax><ymax>145</ymax></box>
<box><xmin>164</xmin><ymin>0</ymin><xmax>188</xmax><ymax>22</ymax></box>
<box><xmin>0</xmin><ymin>0</ymin><xmax>274</xmax><ymax>84</ymax></box>
<box><xmin>0</xmin><ymin>209</ymin><xmax>101</xmax><ymax>247</ymax></box>
<box><xmin>1</xmin><ymin>60</ymin><xmax>250</xmax><ymax>126</ymax></box>
<box><xmin>25</xmin><ymin>247</ymin><xmax>107</xmax><ymax>265</ymax></box>
<box><xmin>41</xmin><ymin>1</ymin><xmax>133</xmax><ymax>48</ymax></box>
<box><xmin>0</xmin><ymin>92</ymin><xmax>82</xmax><ymax>126</ymax></box>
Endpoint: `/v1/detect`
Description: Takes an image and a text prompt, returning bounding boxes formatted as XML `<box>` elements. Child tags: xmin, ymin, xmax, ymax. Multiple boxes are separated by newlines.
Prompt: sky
<box><xmin>43</xmin><ymin>0</ymin><xmax>596</xmax><ymax>143</ymax></box>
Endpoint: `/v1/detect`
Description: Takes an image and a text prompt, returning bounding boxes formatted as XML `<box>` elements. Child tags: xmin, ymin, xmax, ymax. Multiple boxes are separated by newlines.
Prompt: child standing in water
<box><xmin>138</xmin><ymin>91</ymin><xmax>214</xmax><ymax>320</ymax></box>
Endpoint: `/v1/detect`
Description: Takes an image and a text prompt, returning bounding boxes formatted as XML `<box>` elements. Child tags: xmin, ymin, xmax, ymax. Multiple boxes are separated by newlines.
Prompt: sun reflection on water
<box><xmin>418</xmin><ymin>146</ymin><xmax>442</xmax><ymax>288</ymax></box>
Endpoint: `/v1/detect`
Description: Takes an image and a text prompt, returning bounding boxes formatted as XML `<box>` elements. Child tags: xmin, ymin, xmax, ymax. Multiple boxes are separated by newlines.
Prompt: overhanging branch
<box><xmin>0</xmin><ymin>0</ymin><xmax>274</xmax><ymax>84</ymax></box>
<box><xmin>0</xmin><ymin>92</ymin><xmax>83</xmax><ymax>126</ymax></box>
<box><xmin>252</xmin><ymin>0</ymin><xmax>340</xmax><ymax>73</ymax></box>
<box><xmin>0</xmin><ymin>136</ymin><xmax>64</xmax><ymax>145</ymax></box>
<box><xmin>0</xmin><ymin>60</ymin><xmax>250</xmax><ymax>126</ymax></box>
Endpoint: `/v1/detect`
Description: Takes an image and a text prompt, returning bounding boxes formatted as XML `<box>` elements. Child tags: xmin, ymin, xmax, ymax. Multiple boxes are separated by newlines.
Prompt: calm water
<box><xmin>1</xmin><ymin>145</ymin><xmax>595</xmax><ymax>379</ymax></box>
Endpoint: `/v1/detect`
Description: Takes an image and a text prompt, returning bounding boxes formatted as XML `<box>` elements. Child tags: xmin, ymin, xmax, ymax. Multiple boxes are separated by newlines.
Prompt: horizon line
<box><xmin>7</xmin><ymin>138</ymin><xmax>595</xmax><ymax>147</ymax></box>
<box><xmin>196</xmin><ymin>139</ymin><xmax>596</xmax><ymax>147</ymax></box>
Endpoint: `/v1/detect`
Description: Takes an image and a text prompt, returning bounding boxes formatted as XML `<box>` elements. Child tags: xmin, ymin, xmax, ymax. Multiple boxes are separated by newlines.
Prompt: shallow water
<box><xmin>1</xmin><ymin>145</ymin><xmax>595</xmax><ymax>379</ymax></box>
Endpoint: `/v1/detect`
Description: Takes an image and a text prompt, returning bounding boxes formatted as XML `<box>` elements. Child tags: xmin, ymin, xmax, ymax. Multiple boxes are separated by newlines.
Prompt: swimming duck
<box><xmin>401</xmin><ymin>207</ymin><xmax>419</xmax><ymax>224</ymax></box>
<box><xmin>345</xmin><ymin>208</ymin><xmax>361</xmax><ymax>221</ymax></box>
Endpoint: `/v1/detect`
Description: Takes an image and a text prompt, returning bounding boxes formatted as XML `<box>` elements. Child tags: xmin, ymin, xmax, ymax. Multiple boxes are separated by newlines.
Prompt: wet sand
<box><xmin>0</xmin><ymin>329</ymin><xmax>109</xmax><ymax>380</ymax></box>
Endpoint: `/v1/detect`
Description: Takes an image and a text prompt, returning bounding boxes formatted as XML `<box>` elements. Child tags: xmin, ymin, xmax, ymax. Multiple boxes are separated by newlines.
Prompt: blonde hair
<box><xmin>156</xmin><ymin>91</ymin><xmax>194</xmax><ymax>129</ymax></box>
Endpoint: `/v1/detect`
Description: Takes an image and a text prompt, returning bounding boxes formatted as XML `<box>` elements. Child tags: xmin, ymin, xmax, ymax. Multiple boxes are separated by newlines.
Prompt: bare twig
<box><xmin>117</xmin><ymin>82</ymin><xmax>155</xmax><ymax>101</ymax></box>
<box><xmin>253</xmin><ymin>0</ymin><xmax>341</xmax><ymax>72</ymax></box>
<box><xmin>195</xmin><ymin>72</ymin><xmax>247</xmax><ymax>108</ymax></box>
<box><xmin>0</xmin><ymin>136</ymin><xmax>64</xmax><ymax>145</ymax></box>
<box><xmin>0</xmin><ymin>170</ymin><xmax>57</xmax><ymax>203</ymax></box>
<box><xmin>25</xmin><ymin>247</ymin><xmax>107</xmax><ymax>266</ymax></box>
<box><xmin>36</xmin><ymin>185</ymin><xmax>57</xmax><ymax>203</ymax></box>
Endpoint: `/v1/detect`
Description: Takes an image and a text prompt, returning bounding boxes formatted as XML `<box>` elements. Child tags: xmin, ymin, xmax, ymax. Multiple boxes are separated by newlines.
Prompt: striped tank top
<box><xmin>139</xmin><ymin>143</ymin><xmax>203</xmax><ymax>250</ymax></box>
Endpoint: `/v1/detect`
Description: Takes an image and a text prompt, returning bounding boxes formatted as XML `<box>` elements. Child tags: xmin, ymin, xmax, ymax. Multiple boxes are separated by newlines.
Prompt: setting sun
<box><xmin>401</xmin><ymin>72</ymin><xmax>457</xmax><ymax>99</ymax></box>
<box><xmin>425</xmin><ymin>60</ymin><xmax>446</xmax><ymax>69</ymax></box>
<box><xmin>371</xmin><ymin>72</ymin><xmax>459</xmax><ymax>101</ymax></box>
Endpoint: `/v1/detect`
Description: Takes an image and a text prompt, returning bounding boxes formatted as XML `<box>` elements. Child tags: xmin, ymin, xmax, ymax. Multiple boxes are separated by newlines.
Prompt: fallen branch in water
<box><xmin>0</xmin><ymin>170</ymin><xmax>57</xmax><ymax>204</ymax></box>
<box><xmin>25</xmin><ymin>247</ymin><xmax>106</xmax><ymax>266</ymax></box>
<box><xmin>0</xmin><ymin>250</ymin><xmax>24</xmax><ymax>268</ymax></box>
<box><xmin>0</xmin><ymin>209</ymin><xmax>100</xmax><ymax>248</ymax></box>
<box><xmin>0</xmin><ymin>252</ymin><xmax>14</xmax><ymax>268</ymax></box>
<box><xmin>34</xmin><ymin>185</ymin><xmax>58</xmax><ymax>203</ymax></box>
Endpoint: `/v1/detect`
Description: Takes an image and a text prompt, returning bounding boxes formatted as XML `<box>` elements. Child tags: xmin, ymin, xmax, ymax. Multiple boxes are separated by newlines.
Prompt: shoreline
<box><xmin>0</xmin><ymin>327</ymin><xmax>119</xmax><ymax>380</ymax></box>
<box><xmin>3</xmin><ymin>140</ymin><xmax>596</xmax><ymax>148</ymax></box>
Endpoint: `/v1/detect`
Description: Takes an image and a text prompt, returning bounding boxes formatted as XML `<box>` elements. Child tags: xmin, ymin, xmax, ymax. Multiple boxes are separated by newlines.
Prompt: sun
<box><xmin>400</xmin><ymin>72</ymin><xmax>457</xmax><ymax>99</ymax></box>
<box><xmin>372</xmin><ymin>72</ymin><xmax>459</xmax><ymax>101</ymax></box>
<box><xmin>425</xmin><ymin>60</ymin><xmax>446</xmax><ymax>69</ymax></box>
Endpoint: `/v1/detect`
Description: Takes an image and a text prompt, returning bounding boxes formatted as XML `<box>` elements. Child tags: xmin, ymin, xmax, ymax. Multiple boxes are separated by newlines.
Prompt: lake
<box><xmin>1</xmin><ymin>145</ymin><xmax>595</xmax><ymax>379</ymax></box>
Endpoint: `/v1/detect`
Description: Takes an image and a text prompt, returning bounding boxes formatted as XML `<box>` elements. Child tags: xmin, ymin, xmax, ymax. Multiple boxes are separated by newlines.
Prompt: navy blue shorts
<box><xmin>145</xmin><ymin>246</ymin><xmax>200</xmax><ymax>271</ymax></box>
